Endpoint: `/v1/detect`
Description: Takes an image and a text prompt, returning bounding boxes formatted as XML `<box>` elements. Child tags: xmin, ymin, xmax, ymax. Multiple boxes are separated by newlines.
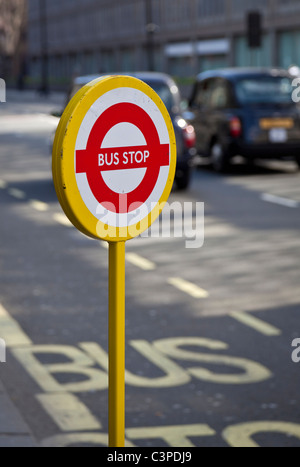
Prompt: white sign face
<box><xmin>75</xmin><ymin>86</ymin><xmax>172</xmax><ymax>229</ymax></box>
<box><xmin>53</xmin><ymin>76</ymin><xmax>177</xmax><ymax>241</ymax></box>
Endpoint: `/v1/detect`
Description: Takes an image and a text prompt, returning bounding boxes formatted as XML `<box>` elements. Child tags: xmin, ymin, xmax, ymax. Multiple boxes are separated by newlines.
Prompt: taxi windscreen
<box><xmin>235</xmin><ymin>76</ymin><xmax>293</xmax><ymax>105</ymax></box>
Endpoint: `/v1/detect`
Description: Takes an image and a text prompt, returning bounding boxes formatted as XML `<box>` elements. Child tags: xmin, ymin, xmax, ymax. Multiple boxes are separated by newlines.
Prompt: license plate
<box><xmin>269</xmin><ymin>128</ymin><xmax>287</xmax><ymax>143</ymax></box>
<box><xmin>260</xmin><ymin>118</ymin><xmax>294</xmax><ymax>130</ymax></box>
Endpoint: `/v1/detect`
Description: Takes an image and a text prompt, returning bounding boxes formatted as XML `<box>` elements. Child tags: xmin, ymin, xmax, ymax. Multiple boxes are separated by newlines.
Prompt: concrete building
<box><xmin>27</xmin><ymin>0</ymin><xmax>300</xmax><ymax>89</ymax></box>
<box><xmin>0</xmin><ymin>0</ymin><xmax>27</xmax><ymax>84</ymax></box>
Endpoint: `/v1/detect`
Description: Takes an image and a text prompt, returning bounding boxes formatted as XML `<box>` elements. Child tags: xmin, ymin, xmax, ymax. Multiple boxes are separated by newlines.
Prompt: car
<box><xmin>188</xmin><ymin>67</ymin><xmax>300</xmax><ymax>172</ymax></box>
<box><xmin>67</xmin><ymin>72</ymin><xmax>196</xmax><ymax>189</ymax></box>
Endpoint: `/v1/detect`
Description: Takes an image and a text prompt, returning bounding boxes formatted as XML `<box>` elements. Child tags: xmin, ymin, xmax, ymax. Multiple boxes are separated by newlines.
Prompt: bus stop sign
<box><xmin>53</xmin><ymin>75</ymin><xmax>177</xmax><ymax>241</ymax></box>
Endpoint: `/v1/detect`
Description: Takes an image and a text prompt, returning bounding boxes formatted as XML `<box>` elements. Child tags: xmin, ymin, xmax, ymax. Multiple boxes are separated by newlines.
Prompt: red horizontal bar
<box><xmin>76</xmin><ymin>144</ymin><xmax>169</xmax><ymax>173</ymax></box>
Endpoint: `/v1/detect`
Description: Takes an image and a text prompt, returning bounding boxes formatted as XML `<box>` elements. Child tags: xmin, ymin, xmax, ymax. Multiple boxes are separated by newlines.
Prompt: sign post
<box><xmin>52</xmin><ymin>75</ymin><xmax>176</xmax><ymax>447</ymax></box>
<box><xmin>109</xmin><ymin>241</ymin><xmax>126</xmax><ymax>447</ymax></box>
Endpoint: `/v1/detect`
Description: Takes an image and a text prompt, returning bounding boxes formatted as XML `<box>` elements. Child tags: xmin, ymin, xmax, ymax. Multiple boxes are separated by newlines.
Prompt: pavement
<box><xmin>0</xmin><ymin>88</ymin><xmax>65</xmax><ymax>448</ymax></box>
<box><xmin>0</xmin><ymin>380</ymin><xmax>38</xmax><ymax>447</ymax></box>
<box><xmin>1</xmin><ymin>88</ymin><xmax>300</xmax><ymax>447</ymax></box>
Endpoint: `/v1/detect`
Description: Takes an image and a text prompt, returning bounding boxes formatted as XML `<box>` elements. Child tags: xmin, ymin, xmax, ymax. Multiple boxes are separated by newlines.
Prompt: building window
<box><xmin>120</xmin><ymin>48</ymin><xmax>135</xmax><ymax>72</ymax></box>
<box><xmin>196</xmin><ymin>0</ymin><xmax>225</xmax><ymax>21</ymax></box>
<box><xmin>234</xmin><ymin>35</ymin><xmax>272</xmax><ymax>68</ymax></box>
<box><xmin>279</xmin><ymin>30</ymin><xmax>300</xmax><ymax>69</ymax></box>
<box><xmin>101</xmin><ymin>50</ymin><xmax>116</xmax><ymax>74</ymax></box>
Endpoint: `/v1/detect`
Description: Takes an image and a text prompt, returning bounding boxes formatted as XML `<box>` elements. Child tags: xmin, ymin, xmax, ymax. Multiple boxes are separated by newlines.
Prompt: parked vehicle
<box><xmin>67</xmin><ymin>72</ymin><xmax>196</xmax><ymax>189</ymax></box>
<box><xmin>188</xmin><ymin>68</ymin><xmax>300</xmax><ymax>172</ymax></box>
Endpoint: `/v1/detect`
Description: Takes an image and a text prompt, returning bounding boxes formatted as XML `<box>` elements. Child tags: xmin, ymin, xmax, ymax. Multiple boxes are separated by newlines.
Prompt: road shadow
<box><xmin>196</xmin><ymin>157</ymin><xmax>298</xmax><ymax>178</ymax></box>
<box><xmin>3</xmin><ymin>178</ymin><xmax>57</xmax><ymax>205</ymax></box>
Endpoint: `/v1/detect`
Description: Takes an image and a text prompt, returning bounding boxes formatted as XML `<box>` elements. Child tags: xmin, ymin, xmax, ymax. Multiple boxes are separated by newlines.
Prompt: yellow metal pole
<box><xmin>108</xmin><ymin>241</ymin><xmax>126</xmax><ymax>447</ymax></box>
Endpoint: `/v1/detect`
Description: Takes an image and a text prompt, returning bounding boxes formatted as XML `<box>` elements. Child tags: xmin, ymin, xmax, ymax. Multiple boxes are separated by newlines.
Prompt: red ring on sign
<box><xmin>76</xmin><ymin>103</ymin><xmax>169</xmax><ymax>214</ymax></box>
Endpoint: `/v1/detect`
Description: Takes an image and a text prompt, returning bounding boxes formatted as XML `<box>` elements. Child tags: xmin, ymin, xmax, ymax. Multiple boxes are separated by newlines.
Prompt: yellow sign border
<box><xmin>52</xmin><ymin>76</ymin><xmax>177</xmax><ymax>242</ymax></box>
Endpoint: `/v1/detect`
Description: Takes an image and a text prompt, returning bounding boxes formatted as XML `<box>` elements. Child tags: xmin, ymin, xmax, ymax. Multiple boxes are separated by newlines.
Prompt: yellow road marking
<box><xmin>126</xmin><ymin>253</ymin><xmax>156</xmax><ymax>271</ymax></box>
<box><xmin>53</xmin><ymin>213</ymin><xmax>73</xmax><ymax>227</ymax></box>
<box><xmin>81</xmin><ymin>341</ymin><xmax>190</xmax><ymax>388</ymax></box>
<box><xmin>126</xmin><ymin>424</ymin><xmax>216</xmax><ymax>448</ymax></box>
<box><xmin>223</xmin><ymin>421</ymin><xmax>300</xmax><ymax>447</ymax></box>
<box><xmin>230</xmin><ymin>311</ymin><xmax>281</xmax><ymax>336</ymax></box>
<box><xmin>12</xmin><ymin>345</ymin><xmax>108</xmax><ymax>393</ymax></box>
<box><xmin>36</xmin><ymin>393</ymin><xmax>102</xmax><ymax>432</ymax></box>
<box><xmin>168</xmin><ymin>277</ymin><xmax>209</xmax><ymax>298</ymax></box>
<box><xmin>154</xmin><ymin>336</ymin><xmax>271</xmax><ymax>385</ymax></box>
<box><xmin>0</xmin><ymin>304</ymin><xmax>32</xmax><ymax>347</ymax></box>
<box><xmin>8</xmin><ymin>188</ymin><xmax>26</xmax><ymax>199</ymax></box>
<box><xmin>30</xmin><ymin>200</ymin><xmax>49</xmax><ymax>212</ymax></box>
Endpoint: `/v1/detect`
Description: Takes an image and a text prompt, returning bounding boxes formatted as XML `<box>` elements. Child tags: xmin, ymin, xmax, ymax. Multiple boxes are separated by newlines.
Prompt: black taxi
<box><xmin>188</xmin><ymin>68</ymin><xmax>300</xmax><ymax>172</ymax></box>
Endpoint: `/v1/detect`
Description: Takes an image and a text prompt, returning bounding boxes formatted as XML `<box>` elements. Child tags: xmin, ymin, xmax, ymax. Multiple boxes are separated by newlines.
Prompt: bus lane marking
<box><xmin>125</xmin><ymin>424</ymin><xmax>216</xmax><ymax>448</ymax></box>
<box><xmin>36</xmin><ymin>393</ymin><xmax>102</xmax><ymax>432</ymax></box>
<box><xmin>40</xmin><ymin>419</ymin><xmax>300</xmax><ymax>448</ymax></box>
<box><xmin>40</xmin><ymin>424</ymin><xmax>215</xmax><ymax>448</ymax></box>
<box><xmin>2</xmin><ymin>304</ymin><xmax>294</xmax><ymax>447</ymax></box>
<box><xmin>222</xmin><ymin>421</ymin><xmax>300</xmax><ymax>447</ymax></box>
<box><xmin>0</xmin><ymin>304</ymin><xmax>32</xmax><ymax>347</ymax></box>
<box><xmin>12</xmin><ymin>337</ymin><xmax>272</xmax><ymax>396</ymax></box>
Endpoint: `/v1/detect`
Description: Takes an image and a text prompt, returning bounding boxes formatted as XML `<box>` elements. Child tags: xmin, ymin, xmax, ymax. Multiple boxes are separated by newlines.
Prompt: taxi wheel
<box><xmin>211</xmin><ymin>141</ymin><xmax>230</xmax><ymax>173</ymax></box>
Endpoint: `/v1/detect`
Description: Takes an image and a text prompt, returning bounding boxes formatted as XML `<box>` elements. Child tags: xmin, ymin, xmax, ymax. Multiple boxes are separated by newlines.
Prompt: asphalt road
<box><xmin>1</xmin><ymin>90</ymin><xmax>300</xmax><ymax>447</ymax></box>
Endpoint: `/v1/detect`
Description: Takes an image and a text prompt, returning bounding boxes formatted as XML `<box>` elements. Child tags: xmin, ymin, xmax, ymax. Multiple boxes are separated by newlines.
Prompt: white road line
<box><xmin>0</xmin><ymin>304</ymin><xmax>32</xmax><ymax>347</ymax></box>
<box><xmin>53</xmin><ymin>213</ymin><xmax>73</xmax><ymax>227</ymax></box>
<box><xmin>8</xmin><ymin>188</ymin><xmax>26</xmax><ymax>200</ymax></box>
<box><xmin>101</xmin><ymin>243</ymin><xmax>156</xmax><ymax>270</ymax></box>
<box><xmin>168</xmin><ymin>277</ymin><xmax>209</xmax><ymax>299</ymax></box>
<box><xmin>261</xmin><ymin>193</ymin><xmax>299</xmax><ymax>208</ymax></box>
<box><xmin>30</xmin><ymin>200</ymin><xmax>49</xmax><ymax>212</ymax></box>
<box><xmin>0</xmin><ymin>185</ymin><xmax>49</xmax><ymax>211</ymax></box>
<box><xmin>36</xmin><ymin>393</ymin><xmax>102</xmax><ymax>432</ymax></box>
<box><xmin>230</xmin><ymin>311</ymin><xmax>281</xmax><ymax>336</ymax></box>
<box><xmin>126</xmin><ymin>253</ymin><xmax>156</xmax><ymax>271</ymax></box>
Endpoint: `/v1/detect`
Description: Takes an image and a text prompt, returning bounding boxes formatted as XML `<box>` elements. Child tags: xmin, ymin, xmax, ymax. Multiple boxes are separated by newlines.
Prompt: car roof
<box><xmin>74</xmin><ymin>72</ymin><xmax>178</xmax><ymax>88</ymax></box>
<box><xmin>196</xmin><ymin>67</ymin><xmax>292</xmax><ymax>82</ymax></box>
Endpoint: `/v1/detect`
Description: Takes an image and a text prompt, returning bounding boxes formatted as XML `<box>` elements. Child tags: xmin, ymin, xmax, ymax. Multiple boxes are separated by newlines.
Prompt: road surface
<box><xmin>0</xmin><ymin>90</ymin><xmax>300</xmax><ymax>447</ymax></box>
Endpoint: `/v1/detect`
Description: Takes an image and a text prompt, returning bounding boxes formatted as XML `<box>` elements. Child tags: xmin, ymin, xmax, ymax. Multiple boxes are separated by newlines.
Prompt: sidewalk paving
<box><xmin>0</xmin><ymin>379</ymin><xmax>38</xmax><ymax>447</ymax></box>
<box><xmin>0</xmin><ymin>88</ymin><xmax>60</xmax><ymax>448</ymax></box>
<box><xmin>5</xmin><ymin>88</ymin><xmax>66</xmax><ymax>116</ymax></box>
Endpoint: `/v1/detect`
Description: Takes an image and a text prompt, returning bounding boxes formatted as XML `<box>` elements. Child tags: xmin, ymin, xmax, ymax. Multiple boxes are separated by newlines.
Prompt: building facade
<box><xmin>0</xmin><ymin>0</ymin><xmax>27</xmax><ymax>83</ymax></box>
<box><xmin>27</xmin><ymin>0</ymin><xmax>300</xmax><ymax>89</ymax></box>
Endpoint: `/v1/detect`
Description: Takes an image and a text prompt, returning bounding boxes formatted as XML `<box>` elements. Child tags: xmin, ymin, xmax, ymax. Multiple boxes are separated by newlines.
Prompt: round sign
<box><xmin>53</xmin><ymin>75</ymin><xmax>177</xmax><ymax>242</ymax></box>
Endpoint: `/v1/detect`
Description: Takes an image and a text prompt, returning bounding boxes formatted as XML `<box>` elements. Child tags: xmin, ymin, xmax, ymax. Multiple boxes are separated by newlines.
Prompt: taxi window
<box><xmin>209</xmin><ymin>80</ymin><xmax>230</xmax><ymax>109</ymax></box>
<box><xmin>194</xmin><ymin>79</ymin><xmax>215</xmax><ymax>108</ymax></box>
<box><xmin>236</xmin><ymin>76</ymin><xmax>293</xmax><ymax>104</ymax></box>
